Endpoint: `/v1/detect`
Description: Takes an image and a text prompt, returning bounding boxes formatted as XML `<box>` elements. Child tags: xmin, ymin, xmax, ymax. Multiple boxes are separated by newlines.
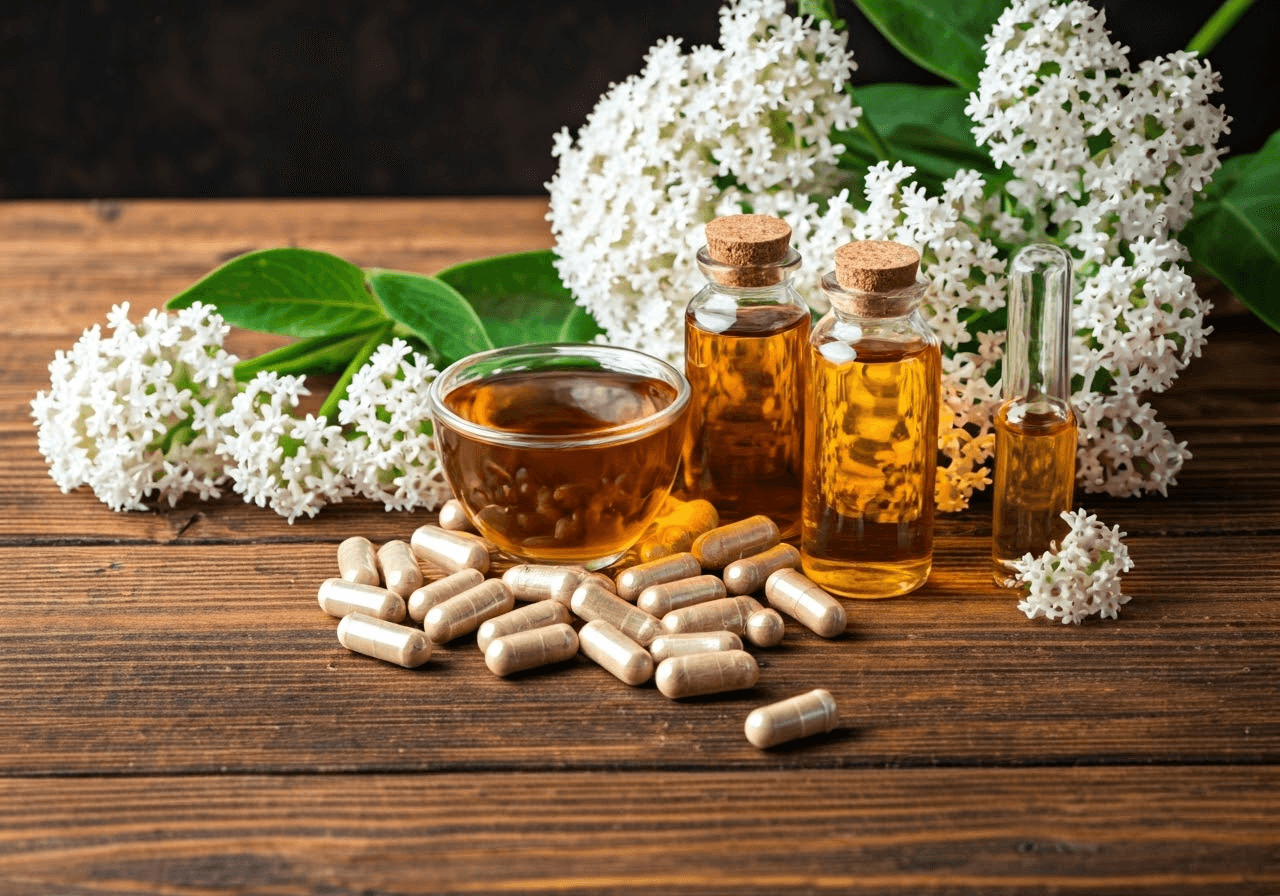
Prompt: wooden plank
<box><xmin>1</xmin><ymin>538</ymin><xmax>1275</xmax><ymax>775</ymax></box>
<box><xmin>1</xmin><ymin>769</ymin><xmax>1276</xmax><ymax>894</ymax></box>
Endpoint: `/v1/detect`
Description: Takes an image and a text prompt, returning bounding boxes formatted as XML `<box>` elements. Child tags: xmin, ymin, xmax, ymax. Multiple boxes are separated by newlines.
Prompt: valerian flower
<box><xmin>1011</xmin><ymin>508</ymin><xmax>1134</xmax><ymax>624</ymax></box>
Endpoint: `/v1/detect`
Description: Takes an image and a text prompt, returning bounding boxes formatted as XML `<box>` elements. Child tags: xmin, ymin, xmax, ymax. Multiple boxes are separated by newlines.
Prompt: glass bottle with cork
<box><xmin>680</xmin><ymin>214</ymin><xmax>809</xmax><ymax>535</ymax></box>
<box><xmin>803</xmin><ymin>240</ymin><xmax>940</xmax><ymax>598</ymax></box>
<box><xmin>992</xmin><ymin>243</ymin><xmax>1077</xmax><ymax>585</ymax></box>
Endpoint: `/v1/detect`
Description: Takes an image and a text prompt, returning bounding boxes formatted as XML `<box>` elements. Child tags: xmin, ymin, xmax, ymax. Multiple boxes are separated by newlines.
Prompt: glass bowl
<box><xmin>428</xmin><ymin>344</ymin><xmax>690</xmax><ymax>569</ymax></box>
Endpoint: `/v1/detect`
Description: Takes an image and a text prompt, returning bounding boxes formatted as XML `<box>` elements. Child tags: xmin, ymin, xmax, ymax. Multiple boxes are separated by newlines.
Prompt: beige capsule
<box><xmin>764</xmin><ymin>569</ymin><xmax>847</xmax><ymax>639</ymax></box>
<box><xmin>649</xmin><ymin>630</ymin><xmax>743</xmax><ymax>664</ymax></box>
<box><xmin>578</xmin><ymin>619</ymin><xmax>654</xmax><ymax>686</ymax></box>
<box><xmin>336</xmin><ymin>536</ymin><xmax>380</xmax><ymax>586</ymax></box>
<box><xmin>501</xmin><ymin>565</ymin><xmax>585</xmax><ymax>605</ymax></box>
<box><xmin>437</xmin><ymin>498</ymin><xmax>476</xmax><ymax>532</ymax></box>
<box><xmin>615</xmin><ymin>552</ymin><xmax>701</xmax><ymax>601</ymax></box>
<box><xmin>477</xmin><ymin>600</ymin><xmax>573</xmax><ymax>652</ymax></box>
<box><xmin>376</xmin><ymin>540</ymin><xmax>424</xmax><ymax>598</ymax></box>
<box><xmin>661</xmin><ymin>595</ymin><xmax>762</xmax><ymax>636</ymax></box>
<box><xmin>580</xmin><ymin>571</ymin><xmax>617</xmax><ymax>594</ymax></box>
<box><xmin>723</xmin><ymin>543</ymin><xmax>801</xmax><ymax>596</ymax></box>
<box><xmin>337</xmin><ymin>612</ymin><xmax>433</xmax><ymax>668</ymax></box>
<box><xmin>410</xmin><ymin>525</ymin><xmax>491</xmax><ymax>575</ymax></box>
<box><xmin>636</xmin><ymin>574</ymin><xmax>727</xmax><ymax>617</ymax></box>
<box><xmin>691</xmin><ymin>515</ymin><xmax>780</xmax><ymax>569</ymax></box>
<box><xmin>655</xmin><ymin>649</ymin><xmax>759</xmax><ymax>699</ymax></box>
<box><xmin>744</xmin><ymin>688</ymin><xmax>839</xmax><ymax>749</ymax></box>
<box><xmin>745</xmin><ymin>608</ymin><xmax>786</xmax><ymax>648</ymax></box>
<box><xmin>423</xmin><ymin>579</ymin><xmax>515</xmax><ymax>643</ymax></box>
<box><xmin>484</xmin><ymin>622</ymin><xmax>579</xmax><ymax>677</ymax></box>
<box><xmin>569</xmin><ymin>581</ymin><xmax>664</xmax><ymax>647</ymax></box>
<box><xmin>407</xmin><ymin>568</ymin><xmax>486</xmax><ymax>623</ymax></box>
<box><xmin>317</xmin><ymin>578</ymin><xmax>406</xmax><ymax>622</ymax></box>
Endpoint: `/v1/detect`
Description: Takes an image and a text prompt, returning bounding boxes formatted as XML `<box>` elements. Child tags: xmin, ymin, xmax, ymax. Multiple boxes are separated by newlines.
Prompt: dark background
<box><xmin>2</xmin><ymin>0</ymin><xmax>1276</xmax><ymax>198</ymax></box>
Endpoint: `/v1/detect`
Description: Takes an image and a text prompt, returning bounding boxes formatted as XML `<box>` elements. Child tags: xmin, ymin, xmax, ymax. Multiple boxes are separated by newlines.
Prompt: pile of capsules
<box><xmin>317</xmin><ymin>499</ymin><xmax>844</xmax><ymax>750</ymax></box>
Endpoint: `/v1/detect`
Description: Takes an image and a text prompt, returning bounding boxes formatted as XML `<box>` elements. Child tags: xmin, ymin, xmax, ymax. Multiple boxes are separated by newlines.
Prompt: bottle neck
<box><xmin>1005</xmin><ymin>244</ymin><xmax>1072</xmax><ymax>411</ymax></box>
<box><xmin>697</xmin><ymin>245</ymin><xmax>802</xmax><ymax>290</ymax></box>
<box><xmin>820</xmin><ymin>270</ymin><xmax>926</xmax><ymax>322</ymax></box>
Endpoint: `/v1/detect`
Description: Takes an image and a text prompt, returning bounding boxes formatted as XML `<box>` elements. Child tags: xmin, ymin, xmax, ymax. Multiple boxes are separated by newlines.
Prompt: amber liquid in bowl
<box><xmin>436</xmin><ymin>368</ymin><xmax>685</xmax><ymax>567</ymax></box>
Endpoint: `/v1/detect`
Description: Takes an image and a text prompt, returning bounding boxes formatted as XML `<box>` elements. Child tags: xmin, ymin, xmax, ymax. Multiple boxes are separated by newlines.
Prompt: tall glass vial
<box><xmin>992</xmin><ymin>243</ymin><xmax>1077</xmax><ymax>585</ymax></box>
<box><xmin>681</xmin><ymin>214</ymin><xmax>809</xmax><ymax>534</ymax></box>
<box><xmin>803</xmin><ymin>240</ymin><xmax>940</xmax><ymax>598</ymax></box>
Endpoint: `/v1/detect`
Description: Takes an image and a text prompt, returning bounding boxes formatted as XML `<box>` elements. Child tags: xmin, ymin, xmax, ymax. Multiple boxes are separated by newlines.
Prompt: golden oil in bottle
<box><xmin>802</xmin><ymin>241</ymin><xmax>940</xmax><ymax>598</ymax></box>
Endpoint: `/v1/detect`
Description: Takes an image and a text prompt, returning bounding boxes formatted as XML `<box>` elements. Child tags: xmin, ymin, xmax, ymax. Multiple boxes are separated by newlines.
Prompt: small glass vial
<box><xmin>803</xmin><ymin>240</ymin><xmax>940</xmax><ymax>598</ymax></box>
<box><xmin>680</xmin><ymin>214</ymin><xmax>809</xmax><ymax>534</ymax></box>
<box><xmin>992</xmin><ymin>243</ymin><xmax>1077</xmax><ymax>585</ymax></box>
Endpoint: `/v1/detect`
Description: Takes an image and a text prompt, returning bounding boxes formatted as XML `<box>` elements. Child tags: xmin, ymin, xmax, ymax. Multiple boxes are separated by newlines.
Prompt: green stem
<box><xmin>233</xmin><ymin>325</ymin><xmax>383</xmax><ymax>381</ymax></box>
<box><xmin>847</xmin><ymin>88</ymin><xmax>895</xmax><ymax>164</ymax></box>
<box><xmin>1186</xmin><ymin>0</ymin><xmax>1256</xmax><ymax>54</ymax></box>
<box><xmin>317</xmin><ymin>322</ymin><xmax>394</xmax><ymax>421</ymax></box>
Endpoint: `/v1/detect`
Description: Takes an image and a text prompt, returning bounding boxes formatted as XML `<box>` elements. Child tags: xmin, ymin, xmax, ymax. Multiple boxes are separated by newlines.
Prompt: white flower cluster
<box><xmin>1011</xmin><ymin>508</ymin><xmax>1134</xmax><ymax>624</ymax></box>
<box><xmin>546</xmin><ymin>0</ymin><xmax>859</xmax><ymax>363</ymax></box>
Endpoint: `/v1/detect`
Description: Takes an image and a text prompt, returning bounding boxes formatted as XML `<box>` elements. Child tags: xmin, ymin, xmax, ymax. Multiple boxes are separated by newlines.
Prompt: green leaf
<box><xmin>436</xmin><ymin>249</ymin><xmax>605</xmax><ymax>347</ymax></box>
<box><xmin>167</xmin><ymin>248</ymin><xmax>384</xmax><ymax>338</ymax></box>
<box><xmin>798</xmin><ymin>0</ymin><xmax>845</xmax><ymax>29</ymax></box>
<box><xmin>232</xmin><ymin>326</ymin><xmax>385</xmax><ymax>381</ymax></box>
<box><xmin>851</xmin><ymin>0</ymin><xmax>1006</xmax><ymax>91</ymax></box>
<box><xmin>367</xmin><ymin>270</ymin><xmax>494</xmax><ymax>367</ymax></box>
<box><xmin>1180</xmin><ymin>131</ymin><xmax>1280</xmax><ymax>333</ymax></box>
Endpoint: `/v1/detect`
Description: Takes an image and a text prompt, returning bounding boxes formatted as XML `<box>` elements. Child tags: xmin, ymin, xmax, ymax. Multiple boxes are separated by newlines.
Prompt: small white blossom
<box><xmin>30</xmin><ymin>302</ymin><xmax>238</xmax><ymax>511</ymax></box>
<box><xmin>1011</xmin><ymin>508</ymin><xmax>1134</xmax><ymax>624</ymax></box>
<box><xmin>218</xmin><ymin>372</ymin><xmax>352</xmax><ymax>522</ymax></box>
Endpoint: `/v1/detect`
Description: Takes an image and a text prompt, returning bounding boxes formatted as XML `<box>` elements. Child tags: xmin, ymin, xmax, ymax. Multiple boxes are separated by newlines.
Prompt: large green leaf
<box><xmin>1181</xmin><ymin>132</ymin><xmax>1280</xmax><ymax>333</ymax></box>
<box><xmin>437</xmin><ymin>249</ymin><xmax>606</xmax><ymax>347</ymax></box>
<box><xmin>851</xmin><ymin>0</ymin><xmax>1007</xmax><ymax>91</ymax></box>
<box><xmin>366</xmin><ymin>270</ymin><xmax>494</xmax><ymax>368</ymax></box>
<box><xmin>167</xmin><ymin>247</ymin><xmax>383</xmax><ymax>338</ymax></box>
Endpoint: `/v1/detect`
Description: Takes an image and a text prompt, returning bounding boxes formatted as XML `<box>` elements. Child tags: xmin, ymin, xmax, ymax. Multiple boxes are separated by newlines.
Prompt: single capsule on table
<box><xmin>691</xmin><ymin>515</ymin><xmax>780</xmax><ymax>569</ymax></box>
<box><xmin>337</xmin><ymin>536</ymin><xmax>380</xmax><ymax>586</ymax></box>
<box><xmin>407</xmin><ymin>568</ymin><xmax>486</xmax><ymax>623</ymax></box>
<box><xmin>317</xmin><ymin>578</ymin><xmax>406</xmax><ymax>623</ymax></box>
<box><xmin>661</xmin><ymin>595</ymin><xmax>762</xmax><ymax>636</ymax></box>
<box><xmin>764</xmin><ymin>568</ymin><xmax>846</xmax><ymax>639</ymax></box>
<box><xmin>578</xmin><ymin>619</ymin><xmax>654</xmax><ymax>686</ymax></box>
<box><xmin>744</xmin><ymin>688</ymin><xmax>839</xmax><ymax>749</ymax></box>
<box><xmin>745</xmin><ymin>608</ymin><xmax>786</xmax><ymax>647</ymax></box>
<box><xmin>410</xmin><ymin>525</ymin><xmax>491</xmax><ymax>575</ymax></box>
<box><xmin>502</xmin><ymin>564</ymin><xmax>585</xmax><ymax>605</ymax></box>
<box><xmin>655</xmin><ymin>649</ymin><xmax>759</xmax><ymax>699</ymax></box>
<box><xmin>723</xmin><ymin>543</ymin><xmax>801</xmax><ymax>595</ymax></box>
<box><xmin>615</xmin><ymin>552</ymin><xmax>701</xmax><ymax>602</ymax></box>
<box><xmin>570</xmin><ymin>581</ymin><xmax>664</xmax><ymax>647</ymax></box>
<box><xmin>423</xmin><ymin>579</ymin><xmax>514</xmax><ymax>643</ymax></box>
<box><xmin>337</xmin><ymin>612</ymin><xmax>433</xmax><ymax>668</ymax></box>
<box><xmin>438</xmin><ymin>498</ymin><xmax>476</xmax><ymax>532</ymax></box>
<box><xmin>636</xmin><ymin>574</ymin><xmax>727</xmax><ymax>617</ymax></box>
<box><xmin>477</xmin><ymin>600</ymin><xmax>573</xmax><ymax>652</ymax></box>
<box><xmin>484</xmin><ymin>622</ymin><xmax>579</xmax><ymax>677</ymax></box>
<box><xmin>634</xmin><ymin>499</ymin><xmax>720</xmax><ymax>561</ymax></box>
<box><xmin>649</xmin><ymin>630</ymin><xmax>743</xmax><ymax>664</ymax></box>
<box><xmin>376</xmin><ymin>539</ymin><xmax>423</xmax><ymax>598</ymax></box>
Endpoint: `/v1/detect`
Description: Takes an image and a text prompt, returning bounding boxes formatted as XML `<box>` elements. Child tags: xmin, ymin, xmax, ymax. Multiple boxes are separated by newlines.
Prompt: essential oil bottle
<box><xmin>803</xmin><ymin>240</ymin><xmax>940</xmax><ymax>598</ymax></box>
<box><xmin>992</xmin><ymin>243</ymin><xmax>1077</xmax><ymax>585</ymax></box>
<box><xmin>680</xmin><ymin>214</ymin><xmax>809</xmax><ymax>534</ymax></box>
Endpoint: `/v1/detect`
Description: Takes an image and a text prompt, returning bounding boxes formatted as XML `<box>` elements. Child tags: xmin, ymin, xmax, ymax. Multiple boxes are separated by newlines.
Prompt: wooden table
<box><xmin>1</xmin><ymin>198</ymin><xmax>1277</xmax><ymax>895</ymax></box>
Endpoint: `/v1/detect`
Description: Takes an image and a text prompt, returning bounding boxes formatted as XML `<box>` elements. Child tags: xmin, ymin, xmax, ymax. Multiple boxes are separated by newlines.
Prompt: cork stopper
<box><xmin>834</xmin><ymin>240</ymin><xmax>919</xmax><ymax>292</ymax></box>
<box><xmin>702</xmin><ymin>215</ymin><xmax>794</xmax><ymax>288</ymax></box>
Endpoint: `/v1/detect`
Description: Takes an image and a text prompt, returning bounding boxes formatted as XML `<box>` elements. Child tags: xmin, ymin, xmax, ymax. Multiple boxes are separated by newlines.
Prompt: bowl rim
<box><xmin>427</xmin><ymin>343</ymin><xmax>690</xmax><ymax>450</ymax></box>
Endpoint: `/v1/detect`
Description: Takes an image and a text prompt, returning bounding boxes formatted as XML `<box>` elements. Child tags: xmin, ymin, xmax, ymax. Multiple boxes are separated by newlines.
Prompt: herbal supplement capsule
<box><xmin>745</xmin><ymin>608</ymin><xmax>786</xmax><ymax>648</ymax></box>
<box><xmin>580</xmin><ymin>571</ymin><xmax>617</xmax><ymax>594</ymax></box>
<box><xmin>723</xmin><ymin>543</ymin><xmax>801</xmax><ymax>596</ymax></box>
<box><xmin>649</xmin><ymin>630</ymin><xmax>743</xmax><ymax>664</ymax></box>
<box><xmin>484</xmin><ymin>622</ymin><xmax>579</xmax><ymax>677</ymax></box>
<box><xmin>423</xmin><ymin>579</ymin><xmax>514</xmax><ymax>643</ymax></box>
<box><xmin>502</xmin><ymin>564</ymin><xmax>586</xmax><ymax>605</ymax></box>
<box><xmin>337</xmin><ymin>612</ymin><xmax>432</xmax><ymax>668</ymax></box>
<box><xmin>655</xmin><ymin>649</ymin><xmax>759</xmax><ymax>699</ymax></box>
<box><xmin>691</xmin><ymin>515</ymin><xmax>780</xmax><ymax>569</ymax></box>
<box><xmin>570</xmin><ymin>580</ymin><xmax>664</xmax><ymax>647</ymax></box>
<box><xmin>744</xmin><ymin>688</ymin><xmax>839</xmax><ymax>749</ymax></box>
<box><xmin>477</xmin><ymin>600</ymin><xmax>572</xmax><ymax>653</ymax></box>
<box><xmin>337</xmin><ymin>536</ymin><xmax>380</xmax><ymax>586</ymax></box>
<box><xmin>661</xmin><ymin>595</ymin><xmax>761</xmax><ymax>636</ymax></box>
<box><xmin>407</xmin><ymin>568</ymin><xmax>485</xmax><ymax>623</ymax></box>
<box><xmin>615</xmin><ymin>552</ymin><xmax>701</xmax><ymax>601</ymax></box>
<box><xmin>635</xmin><ymin>499</ymin><xmax>720</xmax><ymax>561</ymax></box>
<box><xmin>317</xmin><ymin>578</ymin><xmax>406</xmax><ymax>623</ymax></box>
<box><xmin>410</xmin><ymin>525</ymin><xmax>491</xmax><ymax>575</ymax></box>
<box><xmin>765</xmin><ymin>568</ymin><xmax>847</xmax><ymax>638</ymax></box>
<box><xmin>438</xmin><ymin>498</ymin><xmax>476</xmax><ymax>532</ymax></box>
<box><xmin>578</xmin><ymin>619</ymin><xmax>654</xmax><ymax>686</ymax></box>
<box><xmin>636</xmin><ymin>574</ymin><xmax>727</xmax><ymax>617</ymax></box>
<box><xmin>376</xmin><ymin>539</ymin><xmax>423</xmax><ymax>598</ymax></box>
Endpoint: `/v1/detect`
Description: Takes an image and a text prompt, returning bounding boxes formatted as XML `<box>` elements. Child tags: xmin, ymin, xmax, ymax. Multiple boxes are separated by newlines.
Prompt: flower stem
<box><xmin>318</xmin><ymin>322</ymin><xmax>393</xmax><ymax>421</ymax></box>
<box><xmin>847</xmin><ymin>88</ymin><xmax>895</xmax><ymax>163</ymax></box>
<box><xmin>1186</xmin><ymin>0</ymin><xmax>1256</xmax><ymax>54</ymax></box>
